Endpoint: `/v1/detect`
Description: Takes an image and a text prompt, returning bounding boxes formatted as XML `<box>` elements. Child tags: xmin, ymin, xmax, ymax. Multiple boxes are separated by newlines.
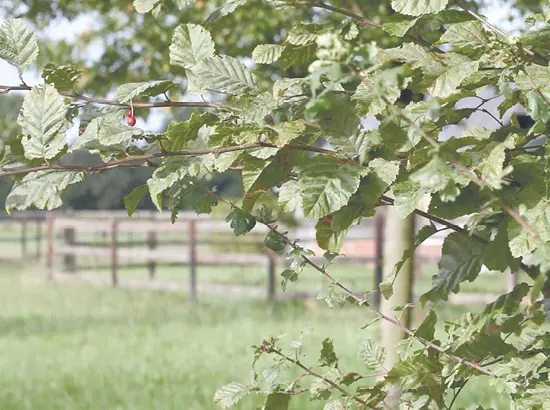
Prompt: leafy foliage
<box><xmin>1</xmin><ymin>0</ymin><xmax>550</xmax><ymax>408</ymax></box>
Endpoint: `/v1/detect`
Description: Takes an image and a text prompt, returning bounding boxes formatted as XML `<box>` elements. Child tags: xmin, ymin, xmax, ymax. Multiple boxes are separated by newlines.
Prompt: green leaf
<box><xmin>483</xmin><ymin>222</ymin><xmax>520</xmax><ymax>272</ymax></box>
<box><xmin>124</xmin><ymin>185</ymin><xmax>149</xmax><ymax>217</ymax></box>
<box><xmin>252</xmin><ymin>44</ymin><xmax>283</xmax><ymax>64</ymax></box>
<box><xmin>461</xmin><ymin>125</ymin><xmax>493</xmax><ymax>140</ymax></box>
<box><xmin>359</xmin><ymin>339</ymin><xmax>386</xmax><ymax>370</ymax></box>
<box><xmin>531</xmin><ymin>274</ymin><xmax>545</xmax><ymax>304</ymax></box>
<box><xmin>437</xmin><ymin>21</ymin><xmax>488</xmax><ymax>48</ymax></box>
<box><xmin>169</xmin><ymin>23</ymin><xmax>216</xmax><ymax>69</ymax></box>
<box><xmin>133</xmin><ymin>0</ymin><xmax>161</xmax><ymax>13</ymax></box>
<box><xmin>194</xmin><ymin>55</ymin><xmax>258</xmax><ymax>94</ymax></box>
<box><xmin>318</xmin><ymin>94</ymin><xmax>361</xmax><ymax>146</ymax></box>
<box><xmin>391</xmin><ymin>0</ymin><xmax>449</xmax><ymax>16</ymax></box>
<box><xmin>483</xmin><ymin>283</ymin><xmax>530</xmax><ymax>317</ymax></box>
<box><xmin>214</xmin><ymin>382</ymin><xmax>250</xmax><ymax>409</ymax></box>
<box><xmin>165</xmin><ymin>112</ymin><xmax>217</xmax><ymax>151</ymax></box>
<box><xmin>508</xmin><ymin>199</ymin><xmax>550</xmax><ymax>257</ymax></box>
<box><xmin>244</xmin><ymin>92</ymin><xmax>278</xmax><ymax>124</ymax></box>
<box><xmin>420</xmin><ymin>232</ymin><xmax>485</xmax><ymax>306</ymax></box>
<box><xmin>226</xmin><ymin>208</ymin><xmax>256</xmax><ymax>236</ymax></box>
<box><xmin>323</xmin><ymin>401</ymin><xmax>345</xmax><ymax>410</ymax></box>
<box><xmin>385</xmin><ymin>355</ymin><xmax>442</xmax><ymax>398</ymax></box>
<box><xmin>286</xmin><ymin>23</ymin><xmax>324</xmax><ymax>45</ymax></box>
<box><xmin>264</xmin><ymin>393</ymin><xmax>290</xmax><ymax>410</ymax></box>
<box><xmin>300</xmin><ymin>157</ymin><xmax>367</xmax><ymax>218</ymax></box>
<box><xmin>147</xmin><ymin>159</ymin><xmax>188</xmax><ymax>210</ymax></box>
<box><xmin>381</xmin><ymin>225</ymin><xmax>438</xmax><ymax>299</ymax></box>
<box><xmin>378</xmin><ymin>43</ymin><xmax>428</xmax><ymax>63</ymax></box>
<box><xmin>353</xmin><ymin>71</ymin><xmax>403</xmax><ymax>118</ymax></box>
<box><xmin>479</xmin><ymin>136</ymin><xmax>515</xmax><ymax>189</ymax></box>
<box><xmin>429</xmin><ymin>184</ymin><xmax>488</xmax><ymax>219</ymax></box>
<box><xmin>42</xmin><ymin>63</ymin><xmax>81</xmax><ymax>91</ymax></box>
<box><xmin>430</xmin><ymin>61</ymin><xmax>479</xmax><ymax>98</ymax></box>
<box><xmin>315</xmin><ymin>218</ymin><xmax>348</xmax><ymax>252</ymax></box>
<box><xmin>264</xmin><ymin>231</ymin><xmax>286</xmax><ymax>253</ymax></box>
<box><xmin>0</xmin><ymin>18</ymin><xmax>39</xmax><ymax>74</ymax></box>
<box><xmin>6</xmin><ymin>170</ymin><xmax>84</xmax><ymax>213</ymax></box>
<box><xmin>242</xmin><ymin>154</ymin><xmax>292</xmax><ymax>202</ymax></box>
<box><xmin>378</xmin><ymin>121</ymin><xmax>409</xmax><ymax>153</ymax></box>
<box><xmin>383</xmin><ymin>14</ymin><xmax>419</xmax><ymax>37</ymax></box>
<box><xmin>172</xmin><ymin>0</ymin><xmax>194</xmax><ymax>8</ymax></box>
<box><xmin>393</xmin><ymin>181</ymin><xmax>426</xmax><ymax>218</ymax></box>
<box><xmin>17</xmin><ymin>84</ymin><xmax>69</xmax><ymax>160</ymax></box>
<box><xmin>116</xmin><ymin>80</ymin><xmax>176</xmax><ymax>103</ymax></box>
<box><xmin>279</xmin><ymin>43</ymin><xmax>317</xmax><ymax>70</ymax></box>
<box><xmin>526</xmin><ymin>91</ymin><xmax>550</xmax><ymax>122</ymax></box>
<box><xmin>71</xmin><ymin>111</ymin><xmax>143</xmax><ymax>151</ymax></box>
<box><xmin>205</xmin><ymin>0</ymin><xmax>247</xmax><ymax>23</ymax></box>
<box><xmin>369</xmin><ymin>158</ymin><xmax>400</xmax><ymax>186</ymax></box>
<box><xmin>515</xmin><ymin>64</ymin><xmax>550</xmax><ymax>99</ymax></box>
<box><xmin>415</xmin><ymin>310</ymin><xmax>437</xmax><ymax>340</ymax></box>
<box><xmin>278</xmin><ymin>180</ymin><xmax>302</xmax><ymax>213</ymax></box>
<box><xmin>319</xmin><ymin>338</ymin><xmax>338</xmax><ymax>368</ymax></box>
<box><xmin>269</xmin><ymin>121</ymin><xmax>306</xmax><ymax>147</ymax></box>
<box><xmin>410</xmin><ymin>157</ymin><xmax>453</xmax><ymax>192</ymax></box>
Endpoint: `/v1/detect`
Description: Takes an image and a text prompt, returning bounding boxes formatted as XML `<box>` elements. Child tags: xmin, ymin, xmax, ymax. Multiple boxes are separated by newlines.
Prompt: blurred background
<box><xmin>0</xmin><ymin>0</ymin><xmax>544</xmax><ymax>409</ymax></box>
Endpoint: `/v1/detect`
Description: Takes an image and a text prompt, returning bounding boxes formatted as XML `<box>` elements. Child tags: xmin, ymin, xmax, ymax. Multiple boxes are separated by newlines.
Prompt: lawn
<box><xmin>0</xmin><ymin>258</ymin><xmax>512</xmax><ymax>410</ymax></box>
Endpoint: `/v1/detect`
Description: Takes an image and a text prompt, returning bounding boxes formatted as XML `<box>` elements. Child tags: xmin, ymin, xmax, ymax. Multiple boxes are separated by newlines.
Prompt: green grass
<box><xmin>0</xmin><ymin>260</ymin><xmax>511</xmax><ymax>410</ymax></box>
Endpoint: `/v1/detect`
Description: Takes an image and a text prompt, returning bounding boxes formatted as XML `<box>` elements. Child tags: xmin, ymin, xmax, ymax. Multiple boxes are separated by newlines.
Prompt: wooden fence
<box><xmin>0</xmin><ymin>212</ymin><xmax>45</xmax><ymax>260</ymax></box>
<box><xmin>30</xmin><ymin>210</ymin><xmax>452</xmax><ymax>303</ymax></box>
<box><xmin>3</xmin><ymin>210</ymin><xmax>507</xmax><ymax>305</ymax></box>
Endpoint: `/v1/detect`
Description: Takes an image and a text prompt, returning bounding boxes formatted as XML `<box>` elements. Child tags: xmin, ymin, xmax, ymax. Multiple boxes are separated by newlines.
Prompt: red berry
<box><xmin>127</xmin><ymin>109</ymin><xmax>133</xmax><ymax>117</ymax></box>
<box><xmin>127</xmin><ymin>116</ymin><xmax>136</xmax><ymax>126</ymax></box>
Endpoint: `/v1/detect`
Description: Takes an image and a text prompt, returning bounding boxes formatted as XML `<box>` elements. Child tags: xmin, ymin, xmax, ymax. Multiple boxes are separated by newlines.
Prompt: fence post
<box><xmin>63</xmin><ymin>227</ymin><xmax>76</xmax><ymax>272</ymax></box>
<box><xmin>508</xmin><ymin>270</ymin><xmax>518</xmax><ymax>292</ymax></box>
<box><xmin>267</xmin><ymin>250</ymin><xmax>276</xmax><ymax>309</ymax></box>
<box><xmin>188</xmin><ymin>219</ymin><xmax>197</xmax><ymax>304</ymax></box>
<box><xmin>20</xmin><ymin>219</ymin><xmax>27</xmax><ymax>258</ymax></box>
<box><xmin>147</xmin><ymin>231</ymin><xmax>157</xmax><ymax>280</ymax></box>
<box><xmin>110</xmin><ymin>219</ymin><xmax>118</xmax><ymax>287</ymax></box>
<box><xmin>35</xmin><ymin>219</ymin><xmax>42</xmax><ymax>260</ymax></box>
<box><xmin>374</xmin><ymin>208</ymin><xmax>385</xmax><ymax>308</ymax></box>
<box><xmin>46</xmin><ymin>214</ymin><xmax>55</xmax><ymax>280</ymax></box>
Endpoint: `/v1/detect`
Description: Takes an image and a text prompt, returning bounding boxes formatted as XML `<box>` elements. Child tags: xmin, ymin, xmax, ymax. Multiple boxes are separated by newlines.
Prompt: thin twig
<box><xmin>448</xmin><ymin>380</ymin><xmax>469</xmax><ymax>410</ymax></box>
<box><xmin>300</xmin><ymin>1</ymin><xmax>435</xmax><ymax>50</ymax></box>
<box><xmin>453</xmin><ymin>0</ymin><xmax>543</xmax><ymax>60</ymax></box>
<box><xmin>270</xmin><ymin>349</ymin><xmax>370</xmax><ymax>407</ymax></box>
<box><xmin>454</xmin><ymin>1</ymin><xmax>508</xmax><ymax>38</ymax></box>
<box><xmin>195</xmin><ymin>186</ymin><xmax>498</xmax><ymax>378</ymax></box>
<box><xmin>302</xmin><ymin>1</ymin><xmax>381</xmax><ymax>28</ymax></box>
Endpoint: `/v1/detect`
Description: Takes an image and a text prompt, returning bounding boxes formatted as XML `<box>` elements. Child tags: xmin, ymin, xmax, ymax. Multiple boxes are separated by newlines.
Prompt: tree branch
<box><xmin>0</xmin><ymin>142</ymin><xmax>340</xmax><ymax>178</ymax></box>
<box><xmin>0</xmin><ymin>84</ymin><xmax>230</xmax><ymax>111</ymax></box>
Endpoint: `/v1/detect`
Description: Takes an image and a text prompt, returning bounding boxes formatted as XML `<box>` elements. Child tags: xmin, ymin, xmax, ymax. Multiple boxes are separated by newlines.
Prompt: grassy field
<box><xmin>0</xmin><ymin>258</ymin><xmax>512</xmax><ymax>410</ymax></box>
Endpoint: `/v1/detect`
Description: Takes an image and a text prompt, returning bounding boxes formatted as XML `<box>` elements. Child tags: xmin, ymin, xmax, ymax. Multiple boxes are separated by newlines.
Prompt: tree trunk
<box><xmin>379</xmin><ymin>207</ymin><xmax>415</xmax><ymax>406</ymax></box>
